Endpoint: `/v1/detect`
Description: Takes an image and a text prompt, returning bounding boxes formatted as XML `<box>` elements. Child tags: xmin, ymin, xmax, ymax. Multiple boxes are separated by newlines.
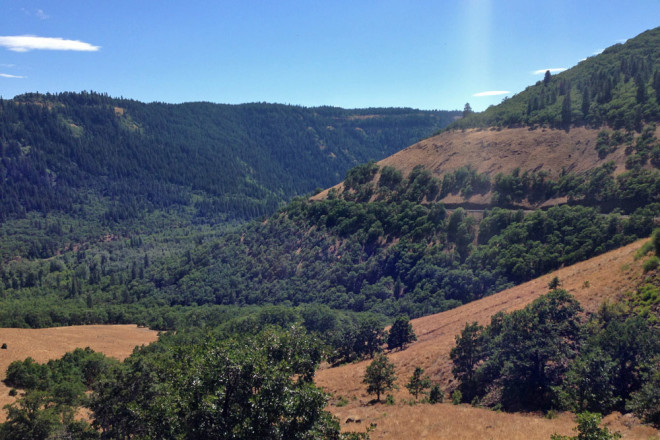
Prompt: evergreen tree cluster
<box><xmin>0</xmin><ymin>92</ymin><xmax>458</xmax><ymax>224</ymax></box>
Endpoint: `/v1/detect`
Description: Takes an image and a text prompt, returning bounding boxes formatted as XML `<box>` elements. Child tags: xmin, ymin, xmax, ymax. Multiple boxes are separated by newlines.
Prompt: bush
<box><xmin>451</xmin><ymin>389</ymin><xmax>462</xmax><ymax>405</ymax></box>
<box><xmin>1</xmin><ymin>343</ymin><xmax>6</xmax><ymax>349</ymax></box>
<box><xmin>429</xmin><ymin>384</ymin><xmax>444</xmax><ymax>404</ymax></box>
<box><xmin>551</xmin><ymin>412</ymin><xmax>621</xmax><ymax>440</ymax></box>
<box><xmin>643</xmin><ymin>256</ymin><xmax>660</xmax><ymax>273</ymax></box>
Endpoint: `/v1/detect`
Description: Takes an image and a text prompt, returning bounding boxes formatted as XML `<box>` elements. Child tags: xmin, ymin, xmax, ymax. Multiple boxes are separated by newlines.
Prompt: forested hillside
<box><xmin>1</xmin><ymin>160</ymin><xmax>656</xmax><ymax>332</ymax></box>
<box><xmin>0</xmin><ymin>92</ymin><xmax>457</xmax><ymax>233</ymax></box>
<box><xmin>452</xmin><ymin>27</ymin><xmax>660</xmax><ymax>130</ymax></box>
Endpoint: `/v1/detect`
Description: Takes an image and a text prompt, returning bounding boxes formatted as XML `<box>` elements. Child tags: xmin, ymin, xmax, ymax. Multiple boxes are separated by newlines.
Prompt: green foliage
<box><xmin>452</xmin><ymin>277</ymin><xmax>660</xmax><ymax>416</ymax></box>
<box><xmin>626</xmin><ymin>357</ymin><xmax>660</xmax><ymax>428</ymax></box>
<box><xmin>643</xmin><ymin>256</ymin><xmax>660</xmax><ymax>272</ymax></box>
<box><xmin>451</xmin><ymin>27</ymin><xmax>660</xmax><ymax>130</ymax></box>
<box><xmin>363</xmin><ymin>354</ymin><xmax>397</xmax><ymax>402</ymax></box>
<box><xmin>0</xmin><ymin>391</ymin><xmax>65</xmax><ymax>440</ymax></box>
<box><xmin>561</xmin><ymin>312</ymin><xmax>660</xmax><ymax>413</ymax></box>
<box><xmin>386</xmin><ymin>316</ymin><xmax>417</xmax><ymax>351</ymax></box>
<box><xmin>428</xmin><ymin>384</ymin><xmax>444</xmax><ymax>404</ymax></box>
<box><xmin>634</xmin><ymin>239</ymin><xmax>655</xmax><ymax>259</ymax></box>
<box><xmin>90</xmin><ymin>327</ymin><xmax>339</xmax><ymax>440</ymax></box>
<box><xmin>5</xmin><ymin>348</ymin><xmax>116</xmax><ymax>398</ymax></box>
<box><xmin>405</xmin><ymin>367</ymin><xmax>431</xmax><ymax>400</ymax></box>
<box><xmin>548</xmin><ymin>276</ymin><xmax>562</xmax><ymax>290</ymax></box>
<box><xmin>0</xmin><ymin>93</ymin><xmax>458</xmax><ymax>227</ymax></box>
<box><xmin>451</xmin><ymin>290</ymin><xmax>583</xmax><ymax>411</ymax></box>
<box><xmin>558</xmin><ymin>346</ymin><xmax>622</xmax><ymax>413</ymax></box>
<box><xmin>449</xmin><ymin>322</ymin><xmax>485</xmax><ymax>401</ymax></box>
<box><xmin>440</xmin><ymin>166</ymin><xmax>490</xmax><ymax>198</ymax></box>
<box><xmin>451</xmin><ymin>389</ymin><xmax>462</xmax><ymax>405</ymax></box>
<box><xmin>653</xmin><ymin>228</ymin><xmax>660</xmax><ymax>256</ymax></box>
<box><xmin>550</xmin><ymin>412</ymin><xmax>621</xmax><ymax>440</ymax></box>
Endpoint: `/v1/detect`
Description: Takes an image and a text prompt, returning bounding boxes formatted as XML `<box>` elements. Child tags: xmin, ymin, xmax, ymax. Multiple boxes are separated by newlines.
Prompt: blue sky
<box><xmin>1</xmin><ymin>1</ymin><xmax>659</xmax><ymax>111</ymax></box>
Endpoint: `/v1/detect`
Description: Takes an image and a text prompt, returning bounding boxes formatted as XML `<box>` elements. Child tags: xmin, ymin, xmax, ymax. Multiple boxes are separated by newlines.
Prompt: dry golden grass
<box><xmin>0</xmin><ymin>324</ymin><xmax>158</xmax><ymax>421</ymax></box>
<box><xmin>312</xmin><ymin>126</ymin><xmax>660</xmax><ymax>204</ymax></box>
<box><xmin>317</xmin><ymin>238</ymin><xmax>660</xmax><ymax>440</ymax></box>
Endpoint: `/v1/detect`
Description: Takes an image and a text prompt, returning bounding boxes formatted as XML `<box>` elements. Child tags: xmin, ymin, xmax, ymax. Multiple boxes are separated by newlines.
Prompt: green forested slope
<box><xmin>453</xmin><ymin>26</ymin><xmax>660</xmax><ymax>129</ymax></box>
<box><xmin>1</xmin><ymin>161</ymin><xmax>656</xmax><ymax>330</ymax></box>
<box><xmin>0</xmin><ymin>92</ymin><xmax>457</xmax><ymax>225</ymax></box>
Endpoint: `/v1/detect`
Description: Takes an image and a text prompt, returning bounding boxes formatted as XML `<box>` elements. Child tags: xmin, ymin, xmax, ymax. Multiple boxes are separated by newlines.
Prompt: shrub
<box><xmin>429</xmin><ymin>384</ymin><xmax>444</xmax><ymax>404</ymax></box>
<box><xmin>551</xmin><ymin>412</ymin><xmax>621</xmax><ymax>440</ymax></box>
<box><xmin>643</xmin><ymin>256</ymin><xmax>660</xmax><ymax>273</ymax></box>
<box><xmin>451</xmin><ymin>389</ymin><xmax>462</xmax><ymax>405</ymax></box>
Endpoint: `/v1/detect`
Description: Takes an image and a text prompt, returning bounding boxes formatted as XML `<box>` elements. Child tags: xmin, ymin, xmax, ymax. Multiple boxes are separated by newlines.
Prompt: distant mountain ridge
<box><xmin>0</xmin><ymin>92</ymin><xmax>459</xmax><ymax>224</ymax></box>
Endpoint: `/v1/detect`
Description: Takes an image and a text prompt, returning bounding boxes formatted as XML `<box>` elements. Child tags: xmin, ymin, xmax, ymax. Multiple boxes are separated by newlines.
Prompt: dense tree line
<box><xmin>450</xmin><ymin>261</ymin><xmax>660</xmax><ymax>427</ymax></box>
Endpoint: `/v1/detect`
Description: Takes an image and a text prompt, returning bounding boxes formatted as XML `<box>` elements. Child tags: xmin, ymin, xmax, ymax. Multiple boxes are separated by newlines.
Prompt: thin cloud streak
<box><xmin>532</xmin><ymin>68</ymin><xmax>567</xmax><ymax>75</ymax></box>
<box><xmin>473</xmin><ymin>90</ymin><xmax>510</xmax><ymax>97</ymax></box>
<box><xmin>0</xmin><ymin>35</ymin><xmax>100</xmax><ymax>52</ymax></box>
<box><xmin>36</xmin><ymin>9</ymin><xmax>50</xmax><ymax>20</ymax></box>
<box><xmin>0</xmin><ymin>73</ymin><xmax>26</xmax><ymax>78</ymax></box>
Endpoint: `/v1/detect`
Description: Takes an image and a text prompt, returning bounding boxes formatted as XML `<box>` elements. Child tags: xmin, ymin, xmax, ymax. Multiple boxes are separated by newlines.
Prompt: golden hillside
<box><xmin>315</xmin><ymin>238</ymin><xmax>660</xmax><ymax>440</ymax></box>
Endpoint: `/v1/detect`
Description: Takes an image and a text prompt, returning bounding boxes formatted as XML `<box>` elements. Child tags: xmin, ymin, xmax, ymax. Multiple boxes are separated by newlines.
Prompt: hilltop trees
<box><xmin>463</xmin><ymin>103</ymin><xmax>473</xmax><ymax>118</ymax></box>
<box><xmin>453</xmin><ymin>27</ymin><xmax>660</xmax><ymax>130</ymax></box>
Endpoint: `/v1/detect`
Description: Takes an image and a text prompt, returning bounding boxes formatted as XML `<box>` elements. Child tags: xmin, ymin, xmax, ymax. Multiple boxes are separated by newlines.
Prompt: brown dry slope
<box><xmin>313</xmin><ymin>126</ymin><xmax>660</xmax><ymax>205</ymax></box>
<box><xmin>316</xmin><ymin>238</ymin><xmax>660</xmax><ymax>440</ymax></box>
<box><xmin>0</xmin><ymin>324</ymin><xmax>159</xmax><ymax>421</ymax></box>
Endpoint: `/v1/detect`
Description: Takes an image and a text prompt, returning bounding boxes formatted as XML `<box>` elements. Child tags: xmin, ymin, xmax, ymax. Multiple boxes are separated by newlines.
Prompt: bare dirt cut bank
<box><xmin>0</xmin><ymin>324</ymin><xmax>159</xmax><ymax>421</ymax></box>
<box><xmin>316</xmin><ymin>238</ymin><xmax>660</xmax><ymax>440</ymax></box>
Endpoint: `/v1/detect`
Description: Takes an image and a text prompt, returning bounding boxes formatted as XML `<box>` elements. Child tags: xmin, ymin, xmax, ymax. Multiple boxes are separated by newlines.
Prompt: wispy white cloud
<box><xmin>0</xmin><ymin>73</ymin><xmax>26</xmax><ymax>78</ymax></box>
<box><xmin>0</xmin><ymin>35</ymin><xmax>100</xmax><ymax>52</ymax></box>
<box><xmin>532</xmin><ymin>68</ymin><xmax>567</xmax><ymax>75</ymax></box>
<box><xmin>21</xmin><ymin>8</ymin><xmax>50</xmax><ymax>20</ymax></box>
<box><xmin>36</xmin><ymin>9</ymin><xmax>50</xmax><ymax>20</ymax></box>
<box><xmin>473</xmin><ymin>90</ymin><xmax>510</xmax><ymax>97</ymax></box>
<box><xmin>0</xmin><ymin>63</ymin><xmax>16</xmax><ymax>68</ymax></box>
